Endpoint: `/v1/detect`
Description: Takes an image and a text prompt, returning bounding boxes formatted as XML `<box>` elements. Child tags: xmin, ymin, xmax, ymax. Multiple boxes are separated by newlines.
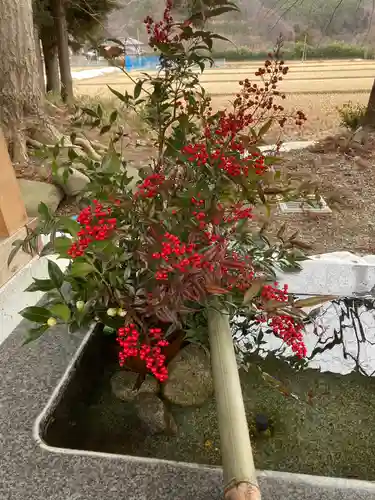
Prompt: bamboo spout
<box><xmin>208</xmin><ymin>306</ymin><xmax>261</xmax><ymax>500</ymax></box>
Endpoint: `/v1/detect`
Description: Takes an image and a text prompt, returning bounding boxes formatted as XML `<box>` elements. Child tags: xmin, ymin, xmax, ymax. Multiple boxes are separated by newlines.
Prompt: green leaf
<box><xmin>91</xmin><ymin>118</ymin><xmax>101</xmax><ymax>129</ymax></box>
<box><xmin>277</xmin><ymin>223</ymin><xmax>286</xmax><ymax>240</ymax></box>
<box><xmin>8</xmin><ymin>239</ymin><xmax>23</xmax><ymax>266</ymax></box>
<box><xmin>108</xmin><ymin>86</ymin><xmax>129</xmax><ymax>104</ymax></box>
<box><xmin>70</xmin><ymin>261</ymin><xmax>95</xmax><ymax>277</ymax></box>
<box><xmin>48</xmin><ymin>260</ymin><xmax>64</xmax><ymax>288</ymax></box>
<box><xmin>38</xmin><ymin>202</ymin><xmax>51</xmax><ymax>220</ymax></box>
<box><xmin>69</xmin><ymin>321</ymin><xmax>80</xmax><ymax>333</ymax></box>
<box><xmin>294</xmin><ymin>296</ymin><xmax>337</xmax><ymax>309</ymax></box>
<box><xmin>20</xmin><ymin>306</ymin><xmax>51</xmax><ymax>323</ymax></box>
<box><xmin>110</xmin><ymin>110</ymin><xmax>118</xmax><ymax>124</ymax></box>
<box><xmin>197</xmin><ymin>60</ymin><xmax>205</xmax><ymax>72</ymax></box>
<box><xmin>134</xmin><ymin>80</ymin><xmax>143</xmax><ymax>99</ymax></box>
<box><xmin>23</xmin><ymin>324</ymin><xmax>49</xmax><ymax>345</ymax></box>
<box><xmin>101</xmin><ymin>150</ymin><xmax>121</xmax><ymax>173</ymax></box>
<box><xmin>96</xmin><ymin>312</ymin><xmax>123</xmax><ymax>330</ymax></box>
<box><xmin>50</xmin><ymin>304</ymin><xmax>71</xmax><ymax>322</ymax></box>
<box><xmin>68</xmin><ymin>148</ymin><xmax>79</xmax><ymax>162</ymax></box>
<box><xmin>103</xmin><ymin>326</ymin><xmax>116</xmax><ymax>335</ymax></box>
<box><xmin>210</xmin><ymin>33</ymin><xmax>231</xmax><ymax>42</ymax></box>
<box><xmin>40</xmin><ymin>241</ymin><xmax>54</xmax><ymax>256</ymax></box>
<box><xmin>25</xmin><ymin>279</ymin><xmax>55</xmax><ymax>292</ymax></box>
<box><xmin>59</xmin><ymin>217</ymin><xmax>80</xmax><ymax>236</ymax></box>
<box><xmin>123</xmin><ymin>266</ymin><xmax>131</xmax><ymax>281</ymax></box>
<box><xmin>52</xmin><ymin>143</ymin><xmax>60</xmax><ymax>158</ymax></box>
<box><xmin>54</xmin><ymin>236</ymin><xmax>72</xmax><ymax>255</ymax></box>
<box><xmin>204</xmin><ymin>37</ymin><xmax>213</xmax><ymax>50</ymax></box>
<box><xmin>264</xmin><ymin>155</ymin><xmax>283</xmax><ymax>166</ymax></box>
<box><xmin>50</xmin><ymin>159</ymin><xmax>59</xmax><ymax>176</ymax></box>
<box><xmin>258</xmin><ymin>119</ymin><xmax>273</xmax><ymax>137</ymax></box>
<box><xmin>100</xmin><ymin>125</ymin><xmax>111</xmax><ymax>135</ymax></box>
<box><xmin>243</xmin><ymin>279</ymin><xmax>265</xmax><ymax>305</ymax></box>
<box><xmin>82</xmin><ymin>107</ymin><xmax>98</xmax><ymax>118</ymax></box>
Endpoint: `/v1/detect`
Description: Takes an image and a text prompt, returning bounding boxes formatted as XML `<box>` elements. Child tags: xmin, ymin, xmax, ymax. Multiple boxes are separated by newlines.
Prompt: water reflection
<box><xmin>233</xmin><ymin>297</ymin><xmax>375</xmax><ymax>376</ymax></box>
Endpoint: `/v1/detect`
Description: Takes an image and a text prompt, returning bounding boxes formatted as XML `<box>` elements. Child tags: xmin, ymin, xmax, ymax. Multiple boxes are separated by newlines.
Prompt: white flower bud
<box><xmin>76</xmin><ymin>300</ymin><xmax>85</xmax><ymax>311</ymax></box>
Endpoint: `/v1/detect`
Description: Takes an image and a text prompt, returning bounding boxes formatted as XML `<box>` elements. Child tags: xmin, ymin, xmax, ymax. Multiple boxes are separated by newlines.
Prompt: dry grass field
<box><xmin>74</xmin><ymin>59</ymin><xmax>374</xmax><ymax>141</ymax></box>
<box><xmin>65</xmin><ymin>60</ymin><xmax>375</xmax><ymax>255</ymax></box>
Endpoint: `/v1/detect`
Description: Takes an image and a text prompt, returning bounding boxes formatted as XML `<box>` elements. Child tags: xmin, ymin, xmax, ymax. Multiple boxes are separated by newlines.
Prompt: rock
<box><xmin>110</xmin><ymin>370</ymin><xmax>158</xmax><ymax>402</ymax></box>
<box><xmin>162</xmin><ymin>345</ymin><xmax>213</xmax><ymax>406</ymax></box>
<box><xmin>350</xmin><ymin>141</ymin><xmax>368</xmax><ymax>154</ymax></box>
<box><xmin>55</xmin><ymin>167</ymin><xmax>90</xmax><ymax>196</ymax></box>
<box><xmin>134</xmin><ymin>392</ymin><xmax>176</xmax><ymax>435</ymax></box>
<box><xmin>18</xmin><ymin>179</ymin><xmax>64</xmax><ymax>216</ymax></box>
<box><xmin>353</xmin><ymin>126</ymin><xmax>368</xmax><ymax>145</ymax></box>
<box><xmin>354</xmin><ymin>156</ymin><xmax>371</xmax><ymax>170</ymax></box>
<box><xmin>164</xmin><ymin>406</ymin><xmax>178</xmax><ymax>435</ymax></box>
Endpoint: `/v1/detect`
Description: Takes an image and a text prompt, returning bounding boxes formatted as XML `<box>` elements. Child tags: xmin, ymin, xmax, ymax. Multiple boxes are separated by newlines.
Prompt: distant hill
<box><xmin>105</xmin><ymin>0</ymin><xmax>375</xmax><ymax>50</ymax></box>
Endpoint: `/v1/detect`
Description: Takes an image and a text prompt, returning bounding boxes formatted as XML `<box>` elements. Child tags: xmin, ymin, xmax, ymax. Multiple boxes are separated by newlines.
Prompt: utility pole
<box><xmin>302</xmin><ymin>33</ymin><xmax>307</xmax><ymax>62</ymax></box>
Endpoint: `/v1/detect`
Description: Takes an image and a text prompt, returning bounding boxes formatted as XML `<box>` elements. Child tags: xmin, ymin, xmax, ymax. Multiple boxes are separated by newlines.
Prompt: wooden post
<box><xmin>0</xmin><ymin>129</ymin><xmax>28</xmax><ymax>237</ymax></box>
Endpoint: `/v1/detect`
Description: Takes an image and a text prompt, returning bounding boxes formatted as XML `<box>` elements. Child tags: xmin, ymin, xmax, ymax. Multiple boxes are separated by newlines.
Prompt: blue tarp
<box><xmin>124</xmin><ymin>55</ymin><xmax>226</xmax><ymax>71</ymax></box>
<box><xmin>124</xmin><ymin>55</ymin><xmax>160</xmax><ymax>71</ymax></box>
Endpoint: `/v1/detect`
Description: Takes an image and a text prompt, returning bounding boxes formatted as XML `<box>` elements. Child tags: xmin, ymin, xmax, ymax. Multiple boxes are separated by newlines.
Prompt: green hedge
<box><xmin>213</xmin><ymin>42</ymin><xmax>374</xmax><ymax>61</ymax></box>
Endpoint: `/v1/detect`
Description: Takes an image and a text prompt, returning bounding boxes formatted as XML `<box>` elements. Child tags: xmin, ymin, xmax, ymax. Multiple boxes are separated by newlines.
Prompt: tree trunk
<box><xmin>51</xmin><ymin>0</ymin><xmax>73</xmax><ymax>104</ymax></box>
<box><xmin>41</xmin><ymin>32</ymin><xmax>60</xmax><ymax>94</ymax></box>
<box><xmin>0</xmin><ymin>0</ymin><xmax>44</xmax><ymax>161</ymax></box>
<box><xmin>363</xmin><ymin>78</ymin><xmax>375</xmax><ymax>127</ymax></box>
<box><xmin>34</xmin><ymin>26</ymin><xmax>45</xmax><ymax>95</ymax></box>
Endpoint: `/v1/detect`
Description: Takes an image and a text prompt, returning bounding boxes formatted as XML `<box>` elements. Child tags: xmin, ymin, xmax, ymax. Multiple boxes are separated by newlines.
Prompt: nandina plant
<box><xmin>14</xmin><ymin>0</ymin><xmax>320</xmax><ymax>383</ymax></box>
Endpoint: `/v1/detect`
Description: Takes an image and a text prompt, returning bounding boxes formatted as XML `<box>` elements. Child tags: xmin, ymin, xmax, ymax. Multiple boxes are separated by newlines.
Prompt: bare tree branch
<box><xmin>323</xmin><ymin>0</ymin><xmax>345</xmax><ymax>35</ymax></box>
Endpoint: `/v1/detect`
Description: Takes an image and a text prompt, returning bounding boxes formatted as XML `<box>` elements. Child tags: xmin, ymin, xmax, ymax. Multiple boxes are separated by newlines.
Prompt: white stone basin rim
<box><xmin>32</xmin><ymin>321</ymin><xmax>375</xmax><ymax>499</ymax></box>
<box><xmin>0</xmin><ymin>255</ymin><xmax>69</xmax><ymax>347</ymax></box>
<box><xmin>277</xmin><ymin>252</ymin><xmax>375</xmax><ymax>297</ymax></box>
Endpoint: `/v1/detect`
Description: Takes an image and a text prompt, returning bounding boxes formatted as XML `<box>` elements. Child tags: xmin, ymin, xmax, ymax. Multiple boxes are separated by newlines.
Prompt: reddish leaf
<box><xmin>206</xmin><ymin>284</ymin><xmax>228</xmax><ymax>295</ymax></box>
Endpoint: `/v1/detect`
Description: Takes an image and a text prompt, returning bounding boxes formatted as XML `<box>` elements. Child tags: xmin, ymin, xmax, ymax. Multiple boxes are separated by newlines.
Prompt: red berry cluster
<box><xmin>269</xmin><ymin>315</ymin><xmax>306</xmax><ymax>358</ymax></box>
<box><xmin>246</xmin><ymin>151</ymin><xmax>266</xmax><ymax>175</ymax></box>
<box><xmin>68</xmin><ymin>200</ymin><xmax>116</xmax><ymax>259</ymax></box>
<box><xmin>258</xmin><ymin>283</ymin><xmax>307</xmax><ymax>358</ymax></box>
<box><xmin>182</xmin><ymin>143</ymin><xmax>265</xmax><ymax>177</ymax></box>
<box><xmin>190</xmin><ymin>199</ymin><xmax>254</xmax><ymax>235</ymax></box>
<box><xmin>224</xmin><ymin>203</ymin><xmax>253</xmax><ymax>223</ymax></box>
<box><xmin>144</xmin><ymin>0</ymin><xmax>175</xmax><ymax>47</ymax></box>
<box><xmin>192</xmin><ymin>198</ymin><xmax>208</xmax><ymax>230</ymax></box>
<box><xmin>183</xmin><ymin>143</ymin><xmax>208</xmax><ymax>166</ymax></box>
<box><xmin>213</xmin><ymin>112</ymin><xmax>252</xmax><ymax>139</ymax></box>
<box><xmin>222</xmin><ymin>252</ymin><xmax>255</xmax><ymax>291</ymax></box>
<box><xmin>135</xmin><ymin>173</ymin><xmax>165</xmax><ymax>199</ymax></box>
<box><xmin>191</xmin><ymin>195</ymin><xmax>204</xmax><ymax>207</ymax></box>
<box><xmin>152</xmin><ymin>232</ymin><xmax>209</xmax><ymax>280</ymax></box>
<box><xmin>198</xmin><ymin>58</ymin><xmax>306</xmax><ymax>156</ymax></box>
<box><xmin>117</xmin><ymin>324</ymin><xmax>169</xmax><ymax>382</ymax></box>
<box><xmin>261</xmin><ymin>282</ymin><xmax>289</xmax><ymax>302</ymax></box>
